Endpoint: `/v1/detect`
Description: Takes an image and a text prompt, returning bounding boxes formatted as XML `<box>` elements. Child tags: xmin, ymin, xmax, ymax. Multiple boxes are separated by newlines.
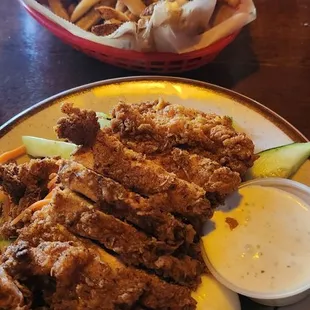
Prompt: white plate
<box><xmin>0</xmin><ymin>77</ymin><xmax>309</xmax><ymax>309</ymax></box>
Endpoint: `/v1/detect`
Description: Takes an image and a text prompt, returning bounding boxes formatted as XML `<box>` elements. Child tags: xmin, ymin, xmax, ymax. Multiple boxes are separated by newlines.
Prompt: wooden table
<box><xmin>1</xmin><ymin>0</ymin><xmax>310</xmax><ymax>138</ymax></box>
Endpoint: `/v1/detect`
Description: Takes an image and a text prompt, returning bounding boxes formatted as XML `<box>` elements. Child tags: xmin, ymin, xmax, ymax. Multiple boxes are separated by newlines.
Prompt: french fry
<box><xmin>109</xmin><ymin>18</ymin><xmax>123</xmax><ymax>24</ymax></box>
<box><xmin>75</xmin><ymin>7</ymin><xmax>102</xmax><ymax>30</ymax></box>
<box><xmin>47</xmin><ymin>0</ymin><xmax>70</xmax><ymax>20</ymax></box>
<box><xmin>70</xmin><ymin>0</ymin><xmax>114</xmax><ymax>22</ymax></box>
<box><xmin>115</xmin><ymin>0</ymin><xmax>126</xmax><ymax>12</ymax></box>
<box><xmin>71</xmin><ymin>0</ymin><xmax>100</xmax><ymax>22</ymax></box>
<box><xmin>92</xmin><ymin>23</ymin><xmax>120</xmax><ymax>36</ymax></box>
<box><xmin>121</xmin><ymin>0</ymin><xmax>145</xmax><ymax>16</ymax></box>
<box><xmin>124</xmin><ymin>10</ymin><xmax>139</xmax><ymax>22</ymax></box>
<box><xmin>96</xmin><ymin>6</ymin><xmax>130</xmax><ymax>22</ymax></box>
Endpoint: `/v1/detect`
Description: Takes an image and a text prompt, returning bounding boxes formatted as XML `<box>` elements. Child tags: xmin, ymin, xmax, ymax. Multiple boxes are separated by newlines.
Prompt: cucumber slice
<box><xmin>96</xmin><ymin>112</ymin><xmax>111</xmax><ymax>129</ymax></box>
<box><xmin>22</xmin><ymin>112</ymin><xmax>111</xmax><ymax>159</ymax></box>
<box><xmin>22</xmin><ymin>136</ymin><xmax>77</xmax><ymax>159</ymax></box>
<box><xmin>246</xmin><ymin>142</ymin><xmax>310</xmax><ymax>179</ymax></box>
<box><xmin>232</xmin><ymin>120</ymin><xmax>242</xmax><ymax>132</ymax></box>
<box><xmin>228</xmin><ymin>116</ymin><xmax>241</xmax><ymax>132</ymax></box>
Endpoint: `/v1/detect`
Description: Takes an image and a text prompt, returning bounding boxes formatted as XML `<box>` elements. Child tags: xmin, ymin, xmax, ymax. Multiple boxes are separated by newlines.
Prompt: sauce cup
<box><xmin>202</xmin><ymin>178</ymin><xmax>310</xmax><ymax>307</ymax></box>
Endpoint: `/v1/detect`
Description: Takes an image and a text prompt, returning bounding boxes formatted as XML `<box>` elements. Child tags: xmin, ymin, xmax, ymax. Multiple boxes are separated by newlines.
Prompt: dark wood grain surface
<box><xmin>1</xmin><ymin>0</ymin><xmax>310</xmax><ymax>138</ymax></box>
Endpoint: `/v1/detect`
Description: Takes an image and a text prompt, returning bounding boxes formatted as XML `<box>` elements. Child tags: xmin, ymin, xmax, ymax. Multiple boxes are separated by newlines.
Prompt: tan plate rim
<box><xmin>0</xmin><ymin>76</ymin><xmax>308</xmax><ymax>143</ymax></box>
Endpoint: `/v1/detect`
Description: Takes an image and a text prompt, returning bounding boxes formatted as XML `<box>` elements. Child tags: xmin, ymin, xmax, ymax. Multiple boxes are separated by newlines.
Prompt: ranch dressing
<box><xmin>202</xmin><ymin>185</ymin><xmax>310</xmax><ymax>295</ymax></box>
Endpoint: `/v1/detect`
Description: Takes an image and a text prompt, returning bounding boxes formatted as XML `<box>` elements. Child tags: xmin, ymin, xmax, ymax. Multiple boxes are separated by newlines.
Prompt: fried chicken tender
<box><xmin>0</xmin><ymin>158</ymin><xmax>59</xmax><ymax>238</ymax></box>
<box><xmin>1</xmin><ymin>207</ymin><xmax>196</xmax><ymax>309</ymax></box>
<box><xmin>143</xmin><ymin>147</ymin><xmax>241</xmax><ymax>195</ymax></box>
<box><xmin>0</xmin><ymin>158</ymin><xmax>58</xmax><ymax>209</ymax></box>
<box><xmin>55</xmin><ymin>103</ymin><xmax>100</xmax><ymax>147</ymax></box>
<box><xmin>50</xmin><ymin>188</ymin><xmax>204</xmax><ymax>286</ymax></box>
<box><xmin>55</xmin><ymin>104</ymin><xmax>212</xmax><ymax>226</ymax></box>
<box><xmin>0</xmin><ymin>99</ymin><xmax>258</xmax><ymax>309</ymax></box>
<box><xmin>111</xmin><ymin>100</ymin><xmax>256</xmax><ymax>175</ymax></box>
<box><xmin>59</xmin><ymin>160</ymin><xmax>196</xmax><ymax>245</ymax></box>
<box><xmin>0</xmin><ymin>267</ymin><xmax>31</xmax><ymax>310</ymax></box>
<box><xmin>76</xmin><ymin>130</ymin><xmax>212</xmax><ymax>223</ymax></box>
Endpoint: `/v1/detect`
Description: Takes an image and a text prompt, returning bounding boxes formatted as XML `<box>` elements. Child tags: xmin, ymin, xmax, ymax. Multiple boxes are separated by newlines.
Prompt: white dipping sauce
<box><xmin>202</xmin><ymin>185</ymin><xmax>310</xmax><ymax>295</ymax></box>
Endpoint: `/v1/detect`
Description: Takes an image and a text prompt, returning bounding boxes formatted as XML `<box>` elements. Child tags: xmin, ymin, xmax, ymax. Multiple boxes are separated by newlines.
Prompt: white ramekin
<box><xmin>202</xmin><ymin>178</ymin><xmax>310</xmax><ymax>307</ymax></box>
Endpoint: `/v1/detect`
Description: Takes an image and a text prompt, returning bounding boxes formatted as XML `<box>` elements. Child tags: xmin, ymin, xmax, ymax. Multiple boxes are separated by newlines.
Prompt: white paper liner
<box><xmin>22</xmin><ymin>0</ymin><xmax>256</xmax><ymax>53</ymax></box>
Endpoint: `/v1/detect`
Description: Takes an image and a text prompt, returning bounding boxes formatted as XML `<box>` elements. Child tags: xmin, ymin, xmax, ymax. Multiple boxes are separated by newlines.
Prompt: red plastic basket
<box><xmin>20</xmin><ymin>0</ymin><xmax>239</xmax><ymax>73</ymax></box>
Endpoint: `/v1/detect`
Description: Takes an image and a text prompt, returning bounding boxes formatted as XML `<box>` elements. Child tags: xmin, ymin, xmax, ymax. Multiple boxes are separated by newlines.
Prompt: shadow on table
<box><xmin>239</xmin><ymin>295</ymin><xmax>274</xmax><ymax>310</ymax></box>
<box><xmin>179</xmin><ymin>26</ymin><xmax>260</xmax><ymax>88</ymax></box>
<box><xmin>118</xmin><ymin>26</ymin><xmax>260</xmax><ymax>89</ymax></box>
<box><xmin>65</xmin><ymin>26</ymin><xmax>259</xmax><ymax>90</ymax></box>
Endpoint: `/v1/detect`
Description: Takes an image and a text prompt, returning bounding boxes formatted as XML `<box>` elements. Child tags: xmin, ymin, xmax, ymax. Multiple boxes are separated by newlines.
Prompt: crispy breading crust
<box><xmin>0</xmin><ymin>100</ymin><xmax>257</xmax><ymax>309</ymax></box>
<box><xmin>111</xmin><ymin>100</ymin><xmax>256</xmax><ymax>175</ymax></box>
<box><xmin>59</xmin><ymin>160</ymin><xmax>196</xmax><ymax>245</ymax></box>
<box><xmin>0</xmin><ymin>158</ymin><xmax>59</xmax><ymax>238</ymax></box>
<box><xmin>92</xmin><ymin>23</ymin><xmax>120</xmax><ymax>35</ymax></box>
<box><xmin>0</xmin><ymin>266</ymin><xmax>31</xmax><ymax>310</ymax></box>
<box><xmin>143</xmin><ymin>147</ymin><xmax>241</xmax><ymax>195</ymax></box>
<box><xmin>51</xmin><ymin>188</ymin><xmax>204</xmax><ymax>287</ymax></box>
<box><xmin>71</xmin><ymin>129</ymin><xmax>212</xmax><ymax>224</ymax></box>
<box><xmin>1</xmin><ymin>208</ymin><xmax>196</xmax><ymax>309</ymax></box>
<box><xmin>55</xmin><ymin>103</ymin><xmax>100</xmax><ymax>147</ymax></box>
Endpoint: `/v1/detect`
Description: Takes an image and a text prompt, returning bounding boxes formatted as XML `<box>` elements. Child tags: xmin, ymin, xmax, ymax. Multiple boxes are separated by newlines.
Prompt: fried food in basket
<box><xmin>75</xmin><ymin>6</ymin><xmax>102</xmax><ymax>30</ymax></box>
<box><xmin>115</xmin><ymin>0</ymin><xmax>126</xmax><ymax>12</ymax></box>
<box><xmin>92</xmin><ymin>22</ymin><xmax>120</xmax><ymax>35</ymax></box>
<box><xmin>71</xmin><ymin>0</ymin><xmax>116</xmax><ymax>22</ymax></box>
<box><xmin>35</xmin><ymin>0</ymin><xmax>215</xmax><ymax>39</ymax></box>
<box><xmin>96</xmin><ymin>6</ymin><xmax>131</xmax><ymax>22</ymax></box>
<box><xmin>47</xmin><ymin>0</ymin><xmax>70</xmax><ymax>20</ymax></box>
<box><xmin>35</xmin><ymin>0</ymin><xmax>249</xmax><ymax>52</ymax></box>
<box><xmin>121</xmin><ymin>0</ymin><xmax>146</xmax><ymax>16</ymax></box>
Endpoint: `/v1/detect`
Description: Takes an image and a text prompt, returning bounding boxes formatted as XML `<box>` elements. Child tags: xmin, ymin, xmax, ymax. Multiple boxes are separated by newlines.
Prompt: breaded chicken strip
<box><xmin>55</xmin><ymin>104</ymin><xmax>213</xmax><ymax>227</ymax></box>
<box><xmin>0</xmin><ymin>158</ymin><xmax>59</xmax><ymax>238</ymax></box>
<box><xmin>127</xmin><ymin>146</ymin><xmax>241</xmax><ymax>195</ymax></box>
<box><xmin>1</xmin><ymin>208</ymin><xmax>196</xmax><ymax>309</ymax></box>
<box><xmin>56</xmin><ymin>103</ymin><xmax>99</xmax><ymax>147</ymax></box>
<box><xmin>59</xmin><ymin>160</ymin><xmax>196</xmax><ymax>245</ymax></box>
<box><xmin>0</xmin><ymin>158</ymin><xmax>59</xmax><ymax>212</ymax></box>
<box><xmin>50</xmin><ymin>188</ymin><xmax>204</xmax><ymax>287</ymax></box>
<box><xmin>0</xmin><ymin>267</ymin><xmax>31</xmax><ymax>310</ymax></box>
<box><xmin>111</xmin><ymin>100</ymin><xmax>256</xmax><ymax>175</ymax></box>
